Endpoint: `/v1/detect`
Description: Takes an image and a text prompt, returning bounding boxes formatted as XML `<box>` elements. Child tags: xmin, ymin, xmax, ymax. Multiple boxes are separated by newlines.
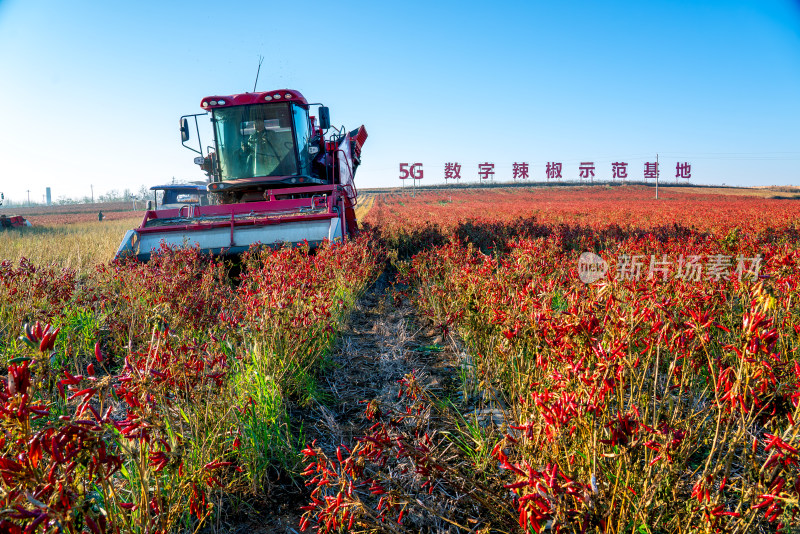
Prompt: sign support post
<box><xmin>655</xmin><ymin>153</ymin><xmax>659</xmax><ymax>200</ymax></box>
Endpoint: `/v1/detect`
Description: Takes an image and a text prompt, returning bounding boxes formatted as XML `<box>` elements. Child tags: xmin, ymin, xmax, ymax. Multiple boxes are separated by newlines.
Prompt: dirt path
<box><xmin>310</xmin><ymin>272</ymin><xmax>458</xmax><ymax>451</ymax></box>
<box><xmin>245</xmin><ymin>271</ymin><xmax>462</xmax><ymax>533</ymax></box>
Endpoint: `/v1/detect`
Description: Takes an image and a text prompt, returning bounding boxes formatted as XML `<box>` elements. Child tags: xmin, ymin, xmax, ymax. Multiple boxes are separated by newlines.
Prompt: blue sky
<box><xmin>0</xmin><ymin>0</ymin><xmax>798</xmax><ymax>202</ymax></box>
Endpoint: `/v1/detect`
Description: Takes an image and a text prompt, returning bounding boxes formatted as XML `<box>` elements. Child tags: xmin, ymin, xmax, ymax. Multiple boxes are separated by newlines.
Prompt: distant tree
<box><xmin>98</xmin><ymin>190</ymin><xmax>122</xmax><ymax>203</ymax></box>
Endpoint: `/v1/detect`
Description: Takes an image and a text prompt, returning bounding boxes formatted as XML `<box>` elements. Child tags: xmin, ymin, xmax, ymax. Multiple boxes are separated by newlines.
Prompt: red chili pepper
<box><xmin>203</xmin><ymin>460</ymin><xmax>233</xmax><ymax>470</ymax></box>
<box><xmin>67</xmin><ymin>388</ymin><xmax>94</xmax><ymax>401</ymax></box>
<box><xmin>26</xmin><ymin>513</ymin><xmax>47</xmax><ymax>532</ymax></box>
<box><xmin>39</xmin><ymin>331</ymin><xmax>51</xmax><ymax>352</ymax></box>
<box><xmin>85</xmin><ymin>515</ymin><xmax>101</xmax><ymax>533</ymax></box>
<box><xmin>751</xmin><ymin>494</ymin><xmax>775</xmax><ymax>509</ymax></box>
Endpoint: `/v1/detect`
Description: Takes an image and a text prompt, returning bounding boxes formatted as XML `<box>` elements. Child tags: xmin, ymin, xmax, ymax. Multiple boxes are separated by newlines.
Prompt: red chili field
<box><xmin>2</xmin><ymin>184</ymin><xmax>800</xmax><ymax>533</ymax></box>
<box><xmin>2</xmin><ymin>202</ymin><xmax>141</xmax><ymax>226</ymax></box>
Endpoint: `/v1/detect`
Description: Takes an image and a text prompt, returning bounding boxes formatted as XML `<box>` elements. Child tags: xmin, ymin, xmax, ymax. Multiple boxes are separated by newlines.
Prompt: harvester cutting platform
<box><xmin>116</xmin><ymin>89</ymin><xmax>367</xmax><ymax>260</ymax></box>
<box><xmin>0</xmin><ymin>193</ymin><xmax>31</xmax><ymax>229</ymax></box>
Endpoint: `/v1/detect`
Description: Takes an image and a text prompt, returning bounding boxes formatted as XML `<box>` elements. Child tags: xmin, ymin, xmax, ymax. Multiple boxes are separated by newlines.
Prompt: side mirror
<box><xmin>180</xmin><ymin>118</ymin><xmax>190</xmax><ymax>142</ymax></box>
<box><xmin>318</xmin><ymin>106</ymin><xmax>330</xmax><ymax>130</ymax></box>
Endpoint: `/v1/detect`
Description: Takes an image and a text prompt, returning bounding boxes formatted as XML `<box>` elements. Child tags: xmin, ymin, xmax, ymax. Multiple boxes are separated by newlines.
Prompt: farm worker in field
<box><xmin>0</xmin><ymin>215</ymin><xmax>10</xmax><ymax>228</ymax></box>
<box><xmin>98</xmin><ymin>211</ymin><xmax>104</xmax><ymax>222</ymax></box>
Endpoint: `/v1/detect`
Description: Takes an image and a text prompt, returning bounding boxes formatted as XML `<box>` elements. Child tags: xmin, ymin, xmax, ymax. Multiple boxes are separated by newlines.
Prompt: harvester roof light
<box><xmin>264</xmin><ymin>95</ymin><xmax>272</xmax><ymax>101</ymax></box>
<box><xmin>202</xmin><ymin>102</ymin><xmax>208</xmax><ymax>107</ymax></box>
<box><xmin>284</xmin><ymin>93</ymin><xmax>292</xmax><ymax>98</ymax></box>
<box><xmin>210</xmin><ymin>100</ymin><xmax>218</xmax><ymax>106</ymax></box>
<box><xmin>273</xmin><ymin>94</ymin><xmax>281</xmax><ymax>99</ymax></box>
<box><xmin>218</xmin><ymin>100</ymin><xmax>225</xmax><ymax>105</ymax></box>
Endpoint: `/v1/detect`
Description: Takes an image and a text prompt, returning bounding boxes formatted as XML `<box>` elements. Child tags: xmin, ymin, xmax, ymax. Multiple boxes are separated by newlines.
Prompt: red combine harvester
<box><xmin>0</xmin><ymin>193</ymin><xmax>31</xmax><ymax>229</ymax></box>
<box><xmin>116</xmin><ymin>89</ymin><xmax>367</xmax><ymax>260</ymax></box>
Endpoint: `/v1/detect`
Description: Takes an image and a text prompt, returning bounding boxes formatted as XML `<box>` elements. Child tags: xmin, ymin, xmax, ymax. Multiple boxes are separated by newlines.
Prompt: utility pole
<box><xmin>26</xmin><ymin>190</ymin><xmax>30</xmax><ymax>206</ymax></box>
<box><xmin>90</xmin><ymin>184</ymin><xmax>94</xmax><ymax>203</ymax></box>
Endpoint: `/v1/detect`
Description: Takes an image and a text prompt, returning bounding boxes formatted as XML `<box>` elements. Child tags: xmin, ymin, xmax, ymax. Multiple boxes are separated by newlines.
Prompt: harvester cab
<box><xmin>115</xmin><ymin>89</ymin><xmax>367</xmax><ymax>261</ymax></box>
